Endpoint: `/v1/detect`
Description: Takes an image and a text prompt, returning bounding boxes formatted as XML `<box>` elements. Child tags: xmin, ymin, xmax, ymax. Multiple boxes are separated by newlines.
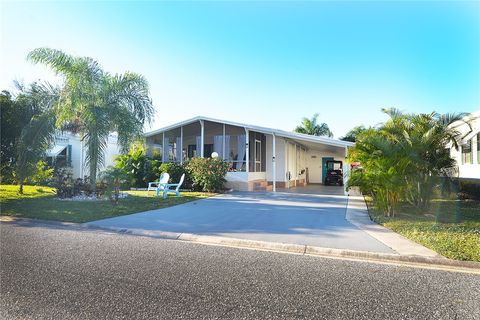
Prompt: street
<box><xmin>1</xmin><ymin>220</ymin><xmax>479</xmax><ymax>319</ymax></box>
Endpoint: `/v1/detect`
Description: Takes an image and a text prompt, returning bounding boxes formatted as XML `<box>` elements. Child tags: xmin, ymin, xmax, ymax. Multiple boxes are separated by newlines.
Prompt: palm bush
<box><xmin>348</xmin><ymin>109</ymin><xmax>465</xmax><ymax>216</ymax></box>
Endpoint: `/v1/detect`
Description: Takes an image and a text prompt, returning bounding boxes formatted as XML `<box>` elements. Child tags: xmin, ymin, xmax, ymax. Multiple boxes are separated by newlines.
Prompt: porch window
<box><xmin>462</xmin><ymin>140</ymin><xmax>472</xmax><ymax>164</ymax></box>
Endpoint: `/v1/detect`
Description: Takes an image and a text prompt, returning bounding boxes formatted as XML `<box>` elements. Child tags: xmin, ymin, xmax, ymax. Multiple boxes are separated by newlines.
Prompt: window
<box><xmin>477</xmin><ymin>134</ymin><xmax>480</xmax><ymax>164</ymax></box>
<box><xmin>462</xmin><ymin>140</ymin><xmax>472</xmax><ymax>164</ymax></box>
<box><xmin>254</xmin><ymin>140</ymin><xmax>261</xmax><ymax>172</ymax></box>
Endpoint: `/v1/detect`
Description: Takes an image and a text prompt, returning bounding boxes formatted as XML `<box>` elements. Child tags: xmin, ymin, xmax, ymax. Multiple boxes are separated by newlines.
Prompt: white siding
<box><xmin>266</xmin><ymin>135</ymin><xmax>286</xmax><ymax>182</ymax></box>
<box><xmin>305</xmin><ymin>149</ymin><xmax>345</xmax><ymax>184</ymax></box>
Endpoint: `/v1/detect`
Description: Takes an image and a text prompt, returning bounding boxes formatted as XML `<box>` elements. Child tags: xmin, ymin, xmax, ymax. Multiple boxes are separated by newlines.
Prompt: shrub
<box><xmin>458</xmin><ymin>179</ymin><xmax>480</xmax><ymax>200</ymax></box>
<box><xmin>158</xmin><ymin>162</ymin><xmax>192</xmax><ymax>188</ymax></box>
<box><xmin>186</xmin><ymin>158</ymin><xmax>229</xmax><ymax>192</ymax></box>
<box><xmin>53</xmin><ymin>168</ymin><xmax>104</xmax><ymax>198</ymax></box>
<box><xmin>28</xmin><ymin>160</ymin><xmax>54</xmax><ymax>185</ymax></box>
<box><xmin>114</xmin><ymin>144</ymin><xmax>161</xmax><ymax>188</ymax></box>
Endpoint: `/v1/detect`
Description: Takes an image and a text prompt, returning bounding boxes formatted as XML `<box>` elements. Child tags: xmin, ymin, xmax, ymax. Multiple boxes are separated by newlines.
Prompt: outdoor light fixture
<box><xmin>211</xmin><ymin>152</ymin><xmax>219</xmax><ymax>158</ymax></box>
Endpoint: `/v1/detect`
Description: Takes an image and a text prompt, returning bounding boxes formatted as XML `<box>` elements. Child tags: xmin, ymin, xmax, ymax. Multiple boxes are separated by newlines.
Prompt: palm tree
<box><xmin>348</xmin><ymin>108</ymin><xmax>466</xmax><ymax>215</ymax></box>
<box><xmin>294</xmin><ymin>113</ymin><xmax>333</xmax><ymax>137</ymax></box>
<box><xmin>28</xmin><ymin>48</ymin><xmax>154</xmax><ymax>190</ymax></box>
<box><xmin>340</xmin><ymin>125</ymin><xmax>367</xmax><ymax>142</ymax></box>
<box><xmin>14</xmin><ymin>82</ymin><xmax>58</xmax><ymax>193</ymax></box>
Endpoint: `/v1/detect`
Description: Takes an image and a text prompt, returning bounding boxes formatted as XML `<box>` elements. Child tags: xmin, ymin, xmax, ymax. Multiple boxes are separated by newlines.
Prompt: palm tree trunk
<box><xmin>19</xmin><ymin>181</ymin><xmax>24</xmax><ymax>194</ymax></box>
<box><xmin>90</xmin><ymin>161</ymin><xmax>97</xmax><ymax>193</ymax></box>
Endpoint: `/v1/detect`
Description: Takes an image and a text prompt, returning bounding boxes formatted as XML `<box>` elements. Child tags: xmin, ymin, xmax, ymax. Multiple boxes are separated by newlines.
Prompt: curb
<box><xmin>84</xmin><ymin>223</ymin><xmax>480</xmax><ymax>272</ymax></box>
<box><xmin>3</xmin><ymin>216</ymin><xmax>480</xmax><ymax>272</ymax></box>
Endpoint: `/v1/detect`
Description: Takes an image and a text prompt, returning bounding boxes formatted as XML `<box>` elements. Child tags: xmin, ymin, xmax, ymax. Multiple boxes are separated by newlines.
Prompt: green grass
<box><xmin>0</xmin><ymin>184</ymin><xmax>213</xmax><ymax>223</ymax></box>
<box><xmin>367</xmin><ymin>198</ymin><xmax>480</xmax><ymax>262</ymax></box>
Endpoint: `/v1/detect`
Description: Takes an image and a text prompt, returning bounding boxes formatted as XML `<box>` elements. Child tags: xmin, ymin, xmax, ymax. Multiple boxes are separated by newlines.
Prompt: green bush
<box><xmin>114</xmin><ymin>144</ymin><xmax>161</xmax><ymax>188</ymax></box>
<box><xmin>186</xmin><ymin>158</ymin><xmax>229</xmax><ymax>192</ymax></box>
<box><xmin>28</xmin><ymin>160</ymin><xmax>54</xmax><ymax>185</ymax></box>
<box><xmin>458</xmin><ymin>179</ymin><xmax>480</xmax><ymax>200</ymax></box>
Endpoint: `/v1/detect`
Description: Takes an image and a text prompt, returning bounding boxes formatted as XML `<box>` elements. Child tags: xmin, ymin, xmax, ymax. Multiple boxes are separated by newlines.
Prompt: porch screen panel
<box><xmin>176</xmin><ymin>137</ymin><xmax>182</xmax><ymax>162</ymax></box>
<box><xmin>213</xmin><ymin>135</ymin><xmax>223</xmax><ymax>159</ymax></box>
<box><xmin>236</xmin><ymin>135</ymin><xmax>246</xmax><ymax>170</ymax></box>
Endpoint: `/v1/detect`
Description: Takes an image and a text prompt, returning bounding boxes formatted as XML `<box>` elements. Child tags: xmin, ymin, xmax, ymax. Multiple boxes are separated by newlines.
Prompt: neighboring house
<box><xmin>450</xmin><ymin>111</ymin><xmax>480</xmax><ymax>180</ymax></box>
<box><xmin>144</xmin><ymin>116</ymin><xmax>354</xmax><ymax>193</ymax></box>
<box><xmin>46</xmin><ymin>132</ymin><xmax>121</xmax><ymax>179</ymax></box>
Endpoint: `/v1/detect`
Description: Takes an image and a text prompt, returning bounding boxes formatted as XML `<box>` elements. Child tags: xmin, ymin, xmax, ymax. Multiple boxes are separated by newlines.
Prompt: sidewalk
<box><xmin>345</xmin><ymin>196</ymin><xmax>441</xmax><ymax>258</ymax></box>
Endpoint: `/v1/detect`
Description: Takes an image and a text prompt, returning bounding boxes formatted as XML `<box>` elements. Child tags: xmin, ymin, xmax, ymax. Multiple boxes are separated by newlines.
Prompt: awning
<box><xmin>46</xmin><ymin>145</ymin><xmax>67</xmax><ymax>157</ymax></box>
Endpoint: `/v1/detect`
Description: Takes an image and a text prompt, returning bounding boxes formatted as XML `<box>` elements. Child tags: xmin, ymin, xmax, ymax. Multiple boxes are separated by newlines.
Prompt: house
<box><xmin>450</xmin><ymin>110</ymin><xmax>480</xmax><ymax>180</ymax></box>
<box><xmin>144</xmin><ymin>116</ymin><xmax>354</xmax><ymax>193</ymax></box>
<box><xmin>46</xmin><ymin>132</ymin><xmax>120</xmax><ymax>179</ymax></box>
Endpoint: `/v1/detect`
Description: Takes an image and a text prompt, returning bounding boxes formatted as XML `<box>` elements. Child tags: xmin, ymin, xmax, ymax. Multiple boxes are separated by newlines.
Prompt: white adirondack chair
<box><xmin>147</xmin><ymin>172</ymin><xmax>170</xmax><ymax>197</ymax></box>
<box><xmin>162</xmin><ymin>173</ymin><xmax>185</xmax><ymax>199</ymax></box>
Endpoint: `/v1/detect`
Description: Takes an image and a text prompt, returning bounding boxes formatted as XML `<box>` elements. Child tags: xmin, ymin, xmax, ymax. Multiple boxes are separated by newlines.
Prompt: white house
<box><xmin>144</xmin><ymin>116</ymin><xmax>354</xmax><ymax>193</ymax></box>
<box><xmin>46</xmin><ymin>132</ymin><xmax>121</xmax><ymax>179</ymax></box>
<box><xmin>450</xmin><ymin>110</ymin><xmax>480</xmax><ymax>180</ymax></box>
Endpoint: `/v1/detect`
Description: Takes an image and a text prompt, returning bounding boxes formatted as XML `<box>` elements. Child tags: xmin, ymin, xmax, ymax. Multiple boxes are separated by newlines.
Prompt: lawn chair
<box><xmin>161</xmin><ymin>173</ymin><xmax>185</xmax><ymax>199</ymax></box>
<box><xmin>147</xmin><ymin>172</ymin><xmax>170</xmax><ymax>197</ymax></box>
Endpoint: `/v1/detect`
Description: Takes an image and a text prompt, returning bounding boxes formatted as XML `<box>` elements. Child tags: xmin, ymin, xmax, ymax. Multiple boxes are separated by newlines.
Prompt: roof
<box><xmin>144</xmin><ymin>116</ymin><xmax>354</xmax><ymax>148</ymax></box>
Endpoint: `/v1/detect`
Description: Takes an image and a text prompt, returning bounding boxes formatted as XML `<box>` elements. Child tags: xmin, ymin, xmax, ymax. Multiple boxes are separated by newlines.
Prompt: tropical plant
<box><xmin>340</xmin><ymin>125</ymin><xmax>367</xmax><ymax>142</ymax></box>
<box><xmin>348</xmin><ymin>109</ymin><xmax>466</xmax><ymax>216</ymax></box>
<box><xmin>186</xmin><ymin>158</ymin><xmax>229</xmax><ymax>192</ymax></box>
<box><xmin>294</xmin><ymin>113</ymin><xmax>333</xmax><ymax>137</ymax></box>
<box><xmin>28</xmin><ymin>48</ymin><xmax>154</xmax><ymax>190</ymax></box>
<box><xmin>12</xmin><ymin>82</ymin><xmax>58</xmax><ymax>193</ymax></box>
<box><xmin>28</xmin><ymin>160</ymin><xmax>55</xmax><ymax>185</ymax></box>
<box><xmin>100</xmin><ymin>166</ymin><xmax>128</xmax><ymax>205</ymax></box>
<box><xmin>114</xmin><ymin>143</ymin><xmax>160</xmax><ymax>188</ymax></box>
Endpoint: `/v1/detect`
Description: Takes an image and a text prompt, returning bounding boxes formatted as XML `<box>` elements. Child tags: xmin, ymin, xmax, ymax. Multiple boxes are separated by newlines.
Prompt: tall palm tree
<box><xmin>28</xmin><ymin>48</ymin><xmax>154</xmax><ymax>189</ymax></box>
<box><xmin>14</xmin><ymin>82</ymin><xmax>58</xmax><ymax>193</ymax></box>
<box><xmin>294</xmin><ymin>113</ymin><xmax>333</xmax><ymax>137</ymax></box>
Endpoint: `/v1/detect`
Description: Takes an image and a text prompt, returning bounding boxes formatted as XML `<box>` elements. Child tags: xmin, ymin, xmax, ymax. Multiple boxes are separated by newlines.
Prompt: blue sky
<box><xmin>1</xmin><ymin>1</ymin><xmax>479</xmax><ymax>137</ymax></box>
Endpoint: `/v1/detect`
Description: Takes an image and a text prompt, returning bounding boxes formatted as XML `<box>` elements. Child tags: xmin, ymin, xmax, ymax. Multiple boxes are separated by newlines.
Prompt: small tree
<box><xmin>100</xmin><ymin>167</ymin><xmax>128</xmax><ymax>205</ymax></box>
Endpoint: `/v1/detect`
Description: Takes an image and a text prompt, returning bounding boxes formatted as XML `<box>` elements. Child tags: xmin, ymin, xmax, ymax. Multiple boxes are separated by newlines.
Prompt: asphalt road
<box><xmin>1</xmin><ymin>220</ymin><xmax>479</xmax><ymax>320</ymax></box>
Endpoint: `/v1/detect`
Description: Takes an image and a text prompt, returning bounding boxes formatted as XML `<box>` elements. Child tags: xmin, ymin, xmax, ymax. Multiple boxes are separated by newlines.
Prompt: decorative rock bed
<box><xmin>56</xmin><ymin>192</ymin><xmax>129</xmax><ymax>201</ymax></box>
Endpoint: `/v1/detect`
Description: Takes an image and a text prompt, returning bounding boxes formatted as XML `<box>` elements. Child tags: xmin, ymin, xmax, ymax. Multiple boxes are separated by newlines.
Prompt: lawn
<box><xmin>0</xmin><ymin>185</ymin><xmax>213</xmax><ymax>223</ymax></box>
<box><xmin>367</xmin><ymin>198</ymin><xmax>480</xmax><ymax>262</ymax></box>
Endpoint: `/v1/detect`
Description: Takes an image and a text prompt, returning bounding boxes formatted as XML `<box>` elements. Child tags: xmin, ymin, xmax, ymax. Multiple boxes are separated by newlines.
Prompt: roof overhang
<box><xmin>144</xmin><ymin>116</ymin><xmax>354</xmax><ymax>149</ymax></box>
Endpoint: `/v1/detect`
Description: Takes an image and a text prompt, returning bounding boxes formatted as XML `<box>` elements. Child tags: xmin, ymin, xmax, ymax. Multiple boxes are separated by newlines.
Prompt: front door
<box><xmin>322</xmin><ymin>157</ymin><xmax>334</xmax><ymax>184</ymax></box>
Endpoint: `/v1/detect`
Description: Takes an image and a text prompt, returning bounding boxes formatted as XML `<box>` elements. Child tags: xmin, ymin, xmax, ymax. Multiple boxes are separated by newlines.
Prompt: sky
<box><xmin>1</xmin><ymin>1</ymin><xmax>479</xmax><ymax>138</ymax></box>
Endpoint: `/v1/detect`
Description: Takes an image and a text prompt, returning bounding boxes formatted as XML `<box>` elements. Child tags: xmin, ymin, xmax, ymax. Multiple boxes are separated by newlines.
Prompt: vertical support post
<box><xmin>272</xmin><ymin>133</ymin><xmax>276</xmax><ymax>192</ymax></box>
<box><xmin>180</xmin><ymin>126</ymin><xmax>183</xmax><ymax>164</ymax></box>
<box><xmin>245</xmin><ymin>129</ymin><xmax>249</xmax><ymax>173</ymax></box>
<box><xmin>162</xmin><ymin>132</ymin><xmax>166</xmax><ymax>163</ymax></box>
<box><xmin>222</xmin><ymin>123</ymin><xmax>226</xmax><ymax>160</ymax></box>
<box><xmin>200</xmin><ymin>120</ymin><xmax>204</xmax><ymax>158</ymax></box>
<box><xmin>344</xmin><ymin>146</ymin><xmax>349</xmax><ymax>196</ymax></box>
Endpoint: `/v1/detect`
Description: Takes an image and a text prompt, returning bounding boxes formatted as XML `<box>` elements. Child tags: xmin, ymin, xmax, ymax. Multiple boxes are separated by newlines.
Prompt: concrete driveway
<box><xmin>86</xmin><ymin>190</ymin><xmax>395</xmax><ymax>254</ymax></box>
